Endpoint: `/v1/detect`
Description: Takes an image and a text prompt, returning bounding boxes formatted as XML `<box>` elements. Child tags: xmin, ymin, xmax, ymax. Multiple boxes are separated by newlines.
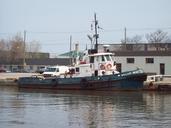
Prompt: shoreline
<box><xmin>0</xmin><ymin>72</ymin><xmax>39</xmax><ymax>86</ymax></box>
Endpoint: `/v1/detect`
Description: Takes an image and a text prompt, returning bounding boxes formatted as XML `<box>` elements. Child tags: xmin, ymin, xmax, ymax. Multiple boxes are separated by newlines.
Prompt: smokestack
<box><xmin>75</xmin><ymin>43</ymin><xmax>79</xmax><ymax>52</ymax></box>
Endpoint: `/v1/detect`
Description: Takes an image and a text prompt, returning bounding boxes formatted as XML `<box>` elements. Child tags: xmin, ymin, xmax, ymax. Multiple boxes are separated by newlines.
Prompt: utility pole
<box><xmin>23</xmin><ymin>30</ymin><xmax>26</xmax><ymax>69</ymax></box>
<box><xmin>124</xmin><ymin>27</ymin><xmax>127</xmax><ymax>44</ymax></box>
<box><xmin>124</xmin><ymin>27</ymin><xmax>127</xmax><ymax>51</ymax></box>
<box><xmin>94</xmin><ymin>13</ymin><xmax>99</xmax><ymax>53</ymax></box>
<box><xmin>70</xmin><ymin>35</ymin><xmax>72</xmax><ymax>52</ymax></box>
<box><xmin>69</xmin><ymin>35</ymin><xmax>72</xmax><ymax>65</ymax></box>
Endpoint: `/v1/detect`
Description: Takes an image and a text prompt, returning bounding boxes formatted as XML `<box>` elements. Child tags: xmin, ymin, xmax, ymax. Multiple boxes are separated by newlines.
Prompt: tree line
<box><xmin>0</xmin><ymin>33</ymin><xmax>41</xmax><ymax>63</ymax></box>
<box><xmin>121</xmin><ymin>29</ymin><xmax>171</xmax><ymax>44</ymax></box>
<box><xmin>0</xmin><ymin>30</ymin><xmax>171</xmax><ymax>63</ymax></box>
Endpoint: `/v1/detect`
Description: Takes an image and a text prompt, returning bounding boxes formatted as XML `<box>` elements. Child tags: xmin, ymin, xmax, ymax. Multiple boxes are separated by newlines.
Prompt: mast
<box><xmin>94</xmin><ymin>13</ymin><xmax>99</xmax><ymax>53</ymax></box>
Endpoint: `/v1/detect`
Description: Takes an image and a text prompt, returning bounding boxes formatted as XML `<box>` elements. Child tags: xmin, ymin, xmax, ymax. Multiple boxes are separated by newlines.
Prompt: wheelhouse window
<box><xmin>90</xmin><ymin>56</ymin><xmax>94</xmax><ymax>63</ymax></box>
<box><xmin>75</xmin><ymin>67</ymin><xmax>79</xmax><ymax>72</ymax></box>
<box><xmin>146</xmin><ymin>58</ymin><xmax>154</xmax><ymax>64</ymax></box>
<box><xmin>106</xmin><ymin>55</ymin><xmax>112</xmax><ymax>61</ymax></box>
<box><xmin>127</xmin><ymin>58</ymin><xmax>135</xmax><ymax>64</ymax></box>
<box><xmin>95</xmin><ymin>56</ymin><xmax>99</xmax><ymax>62</ymax></box>
<box><xmin>101</xmin><ymin>55</ymin><xmax>105</xmax><ymax>62</ymax></box>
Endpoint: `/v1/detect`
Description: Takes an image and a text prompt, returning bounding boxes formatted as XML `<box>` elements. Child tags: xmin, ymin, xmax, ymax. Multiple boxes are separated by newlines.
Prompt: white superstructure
<box><xmin>71</xmin><ymin>50</ymin><xmax>119</xmax><ymax>77</ymax></box>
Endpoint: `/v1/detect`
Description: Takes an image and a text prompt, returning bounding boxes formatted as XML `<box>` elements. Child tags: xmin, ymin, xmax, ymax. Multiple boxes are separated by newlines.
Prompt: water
<box><xmin>0</xmin><ymin>86</ymin><xmax>171</xmax><ymax>128</ymax></box>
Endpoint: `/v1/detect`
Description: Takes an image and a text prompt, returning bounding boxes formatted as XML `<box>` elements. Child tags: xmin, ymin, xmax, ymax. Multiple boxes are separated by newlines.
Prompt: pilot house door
<box><xmin>116</xmin><ymin>63</ymin><xmax>122</xmax><ymax>72</ymax></box>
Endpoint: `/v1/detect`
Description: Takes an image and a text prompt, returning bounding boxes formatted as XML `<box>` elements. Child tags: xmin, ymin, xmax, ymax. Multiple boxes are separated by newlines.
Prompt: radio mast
<box><xmin>94</xmin><ymin>13</ymin><xmax>99</xmax><ymax>53</ymax></box>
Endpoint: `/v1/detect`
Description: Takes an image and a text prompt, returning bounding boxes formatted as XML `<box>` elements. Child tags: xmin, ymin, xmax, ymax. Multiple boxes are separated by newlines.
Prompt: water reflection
<box><xmin>0</xmin><ymin>86</ymin><xmax>171</xmax><ymax>128</ymax></box>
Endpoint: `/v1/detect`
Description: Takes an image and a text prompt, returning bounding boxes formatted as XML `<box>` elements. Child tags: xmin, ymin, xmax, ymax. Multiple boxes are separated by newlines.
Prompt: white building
<box><xmin>98</xmin><ymin>43</ymin><xmax>171</xmax><ymax>75</ymax></box>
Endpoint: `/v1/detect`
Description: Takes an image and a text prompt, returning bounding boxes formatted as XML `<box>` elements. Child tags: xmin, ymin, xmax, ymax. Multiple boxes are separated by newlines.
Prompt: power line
<box><xmin>102</xmin><ymin>27</ymin><xmax>171</xmax><ymax>32</ymax></box>
<box><xmin>26</xmin><ymin>30</ymin><xmax>91</xmax><ymax>34</ymax></box>
<box><xmin>0</xmin><ymin>27</ymin><xmax>171</xmax><ymax>35</ymax></box>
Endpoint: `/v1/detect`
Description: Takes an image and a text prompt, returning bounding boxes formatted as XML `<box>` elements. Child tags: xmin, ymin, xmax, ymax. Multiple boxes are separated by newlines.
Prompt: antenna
<box><xmin>87</xmin><ymin>35</ymin><xmax>92</xmax><ymax>41</ymax></box>
<box><xmin>94</xmin><ymin>13</ymin><xmax>99</xmax><ymax>53</ymax></box>
<box><xmin>87</xmin><ymin>35</ymin><xmax>93</xmax><ymax>49</ymax></box>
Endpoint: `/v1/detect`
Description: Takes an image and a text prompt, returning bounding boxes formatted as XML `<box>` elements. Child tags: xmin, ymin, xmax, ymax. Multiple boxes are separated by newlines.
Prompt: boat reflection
<box><xmin>18</xmin><ymin>89</ymin><xmax>156</xmax><ymax>128</ymax></box>
<box><xmin>1</xmin><ymin>86</ymin><xmax>171</xmax><ymax>128</ymax></box>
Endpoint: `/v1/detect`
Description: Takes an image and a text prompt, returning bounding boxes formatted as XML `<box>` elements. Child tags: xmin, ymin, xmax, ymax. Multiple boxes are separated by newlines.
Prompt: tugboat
<box><xmin>18</xmin><ymin>14</ymin><xmax>147</xmax><ymax>91</ymax></box>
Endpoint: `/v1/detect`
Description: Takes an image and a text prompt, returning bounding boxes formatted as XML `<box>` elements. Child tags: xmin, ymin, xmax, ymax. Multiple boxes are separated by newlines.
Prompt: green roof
<box><xmin>59</xmin><ymin>51</ymin><xmax>83</xmax><ymax>58</ymax></box>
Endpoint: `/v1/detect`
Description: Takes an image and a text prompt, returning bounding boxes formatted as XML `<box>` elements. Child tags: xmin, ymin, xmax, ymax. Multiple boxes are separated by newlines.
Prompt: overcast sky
<box><xmin>1</xmin><ymin>0</ymin><xmax>171</xmax><ymax>56</ymax></box>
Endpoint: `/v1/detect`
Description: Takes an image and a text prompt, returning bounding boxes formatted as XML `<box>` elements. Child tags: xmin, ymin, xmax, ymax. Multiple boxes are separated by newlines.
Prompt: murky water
<box><xmin>0</xmin><ymin>86</ymin><xmax>171</xmax><ymax>128</ymax></box>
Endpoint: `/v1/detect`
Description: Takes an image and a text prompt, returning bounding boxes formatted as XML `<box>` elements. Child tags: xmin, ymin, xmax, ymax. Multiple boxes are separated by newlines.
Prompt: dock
<box><xmin>144</xmin><ymin>75</ymin><xmax>171</xmax><ymax>91</ymax></box>
<box><xmin>0</xmin><ymin>73</ymin><xmax>39</xmax><ymax>86</ymax></box>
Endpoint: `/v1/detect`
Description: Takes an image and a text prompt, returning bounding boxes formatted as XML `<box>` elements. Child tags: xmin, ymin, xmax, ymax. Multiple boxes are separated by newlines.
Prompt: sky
<box><xmin>0</xmin><ymin>0</ymin><xmax>171</xmax><ymax>56</ymax></box>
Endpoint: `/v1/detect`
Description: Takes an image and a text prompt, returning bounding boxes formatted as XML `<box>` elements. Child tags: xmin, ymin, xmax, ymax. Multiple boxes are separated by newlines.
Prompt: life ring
<box><xmin>100</xmin><ymin>64</ymin><xmax>105</xmax><ymax>70</ymax></box>
<box><xmin>106</xmin><ymin>64</ymin><xmax>112</xmax><ymax>70</ymax></box>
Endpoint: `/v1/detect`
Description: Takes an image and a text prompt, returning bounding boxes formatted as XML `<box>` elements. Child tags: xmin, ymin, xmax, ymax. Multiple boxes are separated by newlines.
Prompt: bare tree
<box><xmin>27</xmin><ymin>40</ymin><xmax>41</xmax><ymax>58</ymax></box>
<box><xmin>121</xmin><ymin>35</ymin><xmax>143</xmax><ymax>51</ymax></box>
<box><xmin>0</xmin><ymin>39</ymin><xmax>13</xmax><ymax>61</ymax></box>
<box><xmin>165</xmin><ymin>37</ymin><xmax>171</xmax><ymax>43</ymax></box>
<box><xmin>0</xmin><ymin>33</ymin><xmax>42</xmax><ymax>64</ymax></box>
<box><xmin>146</xmin><ymin>30</ymin><xmax>169</xmax><ymax>43</ymax></box>
<box><xmin>0</xmin><ymin>39</ymin><xmax>6</xmax><ymax>61</ymax></box>
<box><xmin>121</xmin><ymin>35</ymin><xmax>143</xmax><ymax>44</ymax></box>
<box><xmin>146</xmin><ymin>30</ymin><xmax>170</xmax><ymax>51</ymax></box>
<box><xmin>9</xmin><ymin>34</ymin><xmax>24</xmax><ymax>61</ymax></box>
<box><xmin>0</xmin><ymin>39</ymin><xmax>5</xmax><ymax>50</ymax></box>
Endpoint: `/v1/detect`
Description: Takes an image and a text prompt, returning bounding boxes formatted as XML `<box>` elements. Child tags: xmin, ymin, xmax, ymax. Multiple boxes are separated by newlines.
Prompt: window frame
<box><xmin>145</xmin><ymin>58</ymin><xmax>154</xmax><ymax>64</ymax></box>
<box><xmin>126</xmin><ymin>58</ymin><xmax>135</xmax><ymax>64</ymax></box>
